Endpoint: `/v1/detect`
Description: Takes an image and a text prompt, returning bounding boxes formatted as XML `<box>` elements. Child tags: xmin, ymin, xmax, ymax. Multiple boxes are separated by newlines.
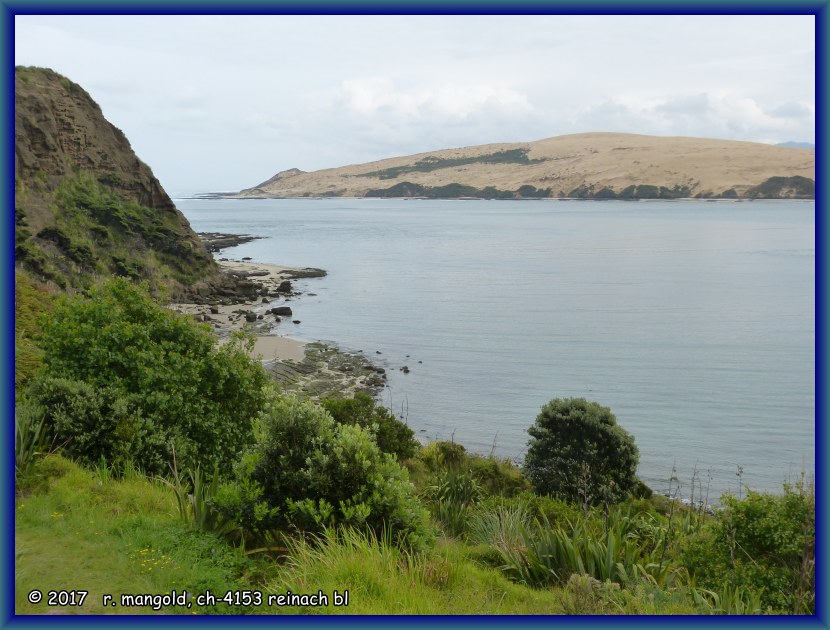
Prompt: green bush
<box><xmin>680</xmin><ymin>481</ymin><xmax>814</xmax><ymax>613</ymax></box>
<box><xmin>214</xmin><ymin>393</ymin><xmax>434</xmax><ymax>550</ymax></box>
<box><xmin>26</xmin><ymin>376</ymin><xmax>163</xmax><ymax>473</ymax></box>
<box><xmin>419</xmin><ymin>440</ymin><xmax>468</xmax><ymax>472</ymax></box>
<box><xmin>523</xmin><ymin>398</ymin><xmax>639</xmax><ymax>505</ymax></box>
<box><xmin>32</xmin><ymin>278</ymin><xmax>268</xmax><ymax>476</ymax></box>
<box><xmin>321</xmin><ymin>393</ymin><xmax>419</xmax><ymax>460</ymax></box>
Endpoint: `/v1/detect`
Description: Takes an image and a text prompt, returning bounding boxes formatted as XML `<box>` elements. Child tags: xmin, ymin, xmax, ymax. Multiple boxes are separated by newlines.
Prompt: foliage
<box><xmin>16</xmin><ymin>172</ymin><xmax>213</xmax><ymax>292</ymax></box>
<box><xmin>359</xmin><ymin>149</ymin><xmax>545</xmax><ymax>181</ymax></box>
<box><xmin>214</xmin><ymin>393</ymin><xmax>434</xmax><ymax>550</ymax></box>
<box><xmin>365</xmin><ymin>181</ymin><xmax>554</xmax><ymax>199</ymax></box>
<box><xmin>680</xmin><ymin>480</ymin><xmax>815</xmax><ymax>613</ymax></box>
<box><xmin>158</xmin><ymin>455</ymin><xmax>237</xmax><ymax>538</ymax></box>
<box><xmin>14</xmin><ymin>400</ymin><xmax>52</xmax><ymax>488</ymax></box>
<box><xmin>32</xmin><ymin>279</ymin><xmax>268</xmax><ymax>476</ymax></box>
<box><xmin>321</xmin><ymin>393</ymin><xmax>419</xmax><ymax>460</ymax></box>
<box><xmin>14</xmin><ymin>273</ymin><xmax>55</xmax><ymax>391</ymax></box>
<box><xmin>746</xmin><ymin>176</ymin><xmax>814</xmax><ymax>199</ymax></box>
<box><xmin>523</xmin><ymin>398</ymin><xmax>639</xmax><ymax>505</ymax></box>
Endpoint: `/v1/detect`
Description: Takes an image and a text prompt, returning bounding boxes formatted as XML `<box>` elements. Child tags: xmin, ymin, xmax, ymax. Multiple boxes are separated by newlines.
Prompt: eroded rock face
<box><xmin>15</xmin><ymin>67</ymin><xmax>179</xmax><ymax>214</ymax></box>
<box><xmin>13</xmin><ymin>66</ymin><xmax>234</xmax><ymax>298</ymax></box>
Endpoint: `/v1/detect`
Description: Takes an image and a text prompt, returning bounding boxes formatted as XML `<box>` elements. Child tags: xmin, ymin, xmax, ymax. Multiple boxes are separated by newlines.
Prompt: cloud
<box><xmin>573</xmin><ymin>93</ymin><xmax>814</xmax><ymax>143</ymax></box>
<box><xmin>337</xmin><ymin>78</ymin><xmax>533</xmax><ymax>121</ymax></box>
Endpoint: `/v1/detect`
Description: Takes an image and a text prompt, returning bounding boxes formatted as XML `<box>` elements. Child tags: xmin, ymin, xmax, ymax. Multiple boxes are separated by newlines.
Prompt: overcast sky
<box><xmin>15</xmin><ymin>14</ymin><xmax>815</xmax><ymax>194</ymax></box>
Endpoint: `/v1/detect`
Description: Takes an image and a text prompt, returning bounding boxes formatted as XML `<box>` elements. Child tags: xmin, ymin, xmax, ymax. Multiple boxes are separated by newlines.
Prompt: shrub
<box><xmin>680</xmin><ymin>480</ymin><xmax>814</xmax><ymax>613</ymax></box>
<box><xmin>14</xmin><ymin>273</ymin><xmax>55</xmax><ymax>391</ymax></box>
<box><xmin>321</xmin><ymin>393</ymin><xmax>419</xmax><ymax>460</ymax></box>
<box><xmin>26</xmin><ymin>376</ymin><xmax>162</xmax><ymax>472</ymax></box>
<box><xmin>523</xmin><ymin>398</ymin><xmax>639</xmax><ymax>505</ymax></box>
<box><xmin>419</xmin><ymin>440</ymin><xmax>468</xmax><ymax>472</ymax></box>
<box><xmin>214</xmin><ymin>394</ymin><xmax>434</xmax><ymax>550</ymax></box>
<box><xmin>33</xmin><ymin>278</ymin><xmax>268</xmax><ymax>476</ymax></box>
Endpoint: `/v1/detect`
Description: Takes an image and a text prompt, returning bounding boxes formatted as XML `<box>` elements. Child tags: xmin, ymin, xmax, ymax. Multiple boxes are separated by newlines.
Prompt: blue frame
<box><xmin>2</xmin><ymin>3</ymin><xmax>824</xmax><ymax>628</ymax></box>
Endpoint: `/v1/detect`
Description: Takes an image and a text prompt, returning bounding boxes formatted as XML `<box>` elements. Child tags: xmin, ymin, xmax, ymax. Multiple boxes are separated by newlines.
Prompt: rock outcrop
<box><xmin>14</xmin><ymin>66</ymin><xmax>238</xmax><ymax>299</ymax></box>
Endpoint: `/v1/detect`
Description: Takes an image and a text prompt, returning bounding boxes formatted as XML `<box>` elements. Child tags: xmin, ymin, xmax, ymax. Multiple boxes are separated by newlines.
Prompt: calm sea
<box><xmin>175</xmin><ymin>198</ymin><xmax>815</xmax><ymax>501</ymax></box>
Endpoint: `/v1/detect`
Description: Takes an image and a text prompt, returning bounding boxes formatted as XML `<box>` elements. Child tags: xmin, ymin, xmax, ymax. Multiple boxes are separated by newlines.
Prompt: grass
<box><xmin>15</xmin><ymin>452</ymin><xmax>804</xmax><ymax>616</ymax></box>
<box><xmin>266</xmin><ymin>528</ymin><xmax>559</xmax><ymax>614</ymax></box>
<box><xmin>15</xmin><ymin>455</ymin><xmax>255</xmax><ymax>615</ymax></box>
<box><xmin>16</xmin><ymin>454</ymin><xmax>656</xmax><ymax>616</ymax></box>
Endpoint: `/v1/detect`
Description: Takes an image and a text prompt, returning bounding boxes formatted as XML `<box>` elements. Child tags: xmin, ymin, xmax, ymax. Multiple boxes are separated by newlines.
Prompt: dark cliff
<box><xmin>14</xmin><ymin>66</ymin><xmax>236</xmax><ymax>298</ymax></box>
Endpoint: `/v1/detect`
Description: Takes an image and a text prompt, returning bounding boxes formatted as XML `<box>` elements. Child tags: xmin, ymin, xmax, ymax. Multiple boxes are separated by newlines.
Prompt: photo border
<box><xmin>2</xmin><ymin>3</ymin><xmax>824</xmax><ymax>627</ymax></box>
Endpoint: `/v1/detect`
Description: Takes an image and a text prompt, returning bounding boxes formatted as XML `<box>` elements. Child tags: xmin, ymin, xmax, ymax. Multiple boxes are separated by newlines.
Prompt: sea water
<box><xmin>176</xmin><ymin>197</ymin><xmax>815</xmax><ymax>501</ymax></box>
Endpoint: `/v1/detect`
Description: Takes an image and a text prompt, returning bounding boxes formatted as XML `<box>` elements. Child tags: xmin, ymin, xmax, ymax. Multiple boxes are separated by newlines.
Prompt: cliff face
<box><xmin>238</xmin><ymin>132</ymin><xmax>815</xmax><ymax>200</ymax></box>
<box><xmin>14</xmin><ymin>67</ymin><xmax>227</xmax><ymax>298</ymax></box>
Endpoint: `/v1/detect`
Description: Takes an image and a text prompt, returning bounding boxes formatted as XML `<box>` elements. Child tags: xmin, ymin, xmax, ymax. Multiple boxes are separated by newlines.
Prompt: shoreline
<box><xmin>169</xmin><ymin>259</ymin><xmax>313</xmax><ymax>363</ymax></box>
<box><xmin>169</xmin><ymin>252</ymin><xmax>388</xmax><ymax>399</ymax></box>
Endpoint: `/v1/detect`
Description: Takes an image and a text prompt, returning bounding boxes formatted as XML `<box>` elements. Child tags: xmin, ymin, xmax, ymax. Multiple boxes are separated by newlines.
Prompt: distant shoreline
<box><xmin>186</xmin><ymin>193</ymin><xmax>815</xmax><ymax>202</ymax></box>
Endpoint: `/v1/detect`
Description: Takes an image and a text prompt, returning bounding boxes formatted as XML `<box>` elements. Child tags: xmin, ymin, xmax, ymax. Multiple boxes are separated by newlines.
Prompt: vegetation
<box><xmin>568</xmin><ymin>183</ymin><xmax>693</xmax><ymax>199</ymax></box>
<box><xmin>365</xmin><ymin>181</ymin><xmax>553</xmax><ymax>199</ymax></box>
<box><xmin>322</xmin><ymin>392</ymin><xmax>419</xmax><ymax>460</ymax></box>
<box><xmin>30</xmin><ymin>279</ymin><xmax>269</xmax><ymax>476</ymax></box>
<box><xmin>14</xmin><ymin>273</ymin><xmax>55</xmax><ymax>392</ymax></box>
<box><xmin>16</xmin><ymin>172</ymin><xmax>213</xmax><ymax>292</ymax></box>
<box><xmin>359</xmin><ymin>149</ymin><xmax>545</xmax><ymax>180</ymax></box>
<box><xmin>745</xmin><ymin>176</ymin><xmax>815</xmax><ymax>199</ymax></box>
<box><xmin>213</xmin><ymin>393</ymin><xmax>433</xmax><ymax>550</ymax></box>
<box><xmin>524</xmin><ymin>398</ymin><xmax>639</xmax><ymax>506</ymax></box>
<box><xmin>14</xmin><ymin>273</ymin><xmax>813</xmax><ymax>616</ymax></box>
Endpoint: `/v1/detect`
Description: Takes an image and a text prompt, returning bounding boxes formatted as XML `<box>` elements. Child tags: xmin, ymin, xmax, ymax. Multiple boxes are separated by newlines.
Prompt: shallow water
<box><xmin>176</xmin><ymin>197</ymin><xmax>815</xmax><ymax>501</ymax></box>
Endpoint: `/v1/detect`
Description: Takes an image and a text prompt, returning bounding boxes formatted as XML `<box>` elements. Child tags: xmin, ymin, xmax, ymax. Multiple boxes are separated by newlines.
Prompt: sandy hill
<box><xmin>14</xmin><ymin>66</ymin><xmax>240</xmax><ymax>299</ymax></box>
<box><xmin>239</xmin><ymin>132</ymin><xmax>815</xmax><ymax>200</ymax></box>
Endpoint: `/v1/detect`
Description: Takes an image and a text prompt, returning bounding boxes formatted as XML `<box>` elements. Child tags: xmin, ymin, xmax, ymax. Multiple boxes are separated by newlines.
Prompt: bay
<box><xmin>176</xmin><ymin>197</ymin><xmax>815</xmax><ymax>502</ymax></box>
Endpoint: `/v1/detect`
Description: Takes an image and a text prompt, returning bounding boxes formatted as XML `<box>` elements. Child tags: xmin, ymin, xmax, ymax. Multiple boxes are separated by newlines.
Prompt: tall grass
<box><xmin>265</xmin><ymin>527</ymin><xmax>557</xmax><ymax>614</ymax></box>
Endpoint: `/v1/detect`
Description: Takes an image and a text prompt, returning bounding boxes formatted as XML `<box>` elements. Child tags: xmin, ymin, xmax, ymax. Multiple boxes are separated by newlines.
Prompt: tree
<box><xmin>523</xmin><ymin>398</ymin><xmax>639</xmax><ymax>505</ymax></box>
<box><xmin>33</xmin><ymin>278</ymin><xmax>268</xmax><ymax>476</ymax></box>
<box><xmin>214</xmin><ymin>393</ymin><xmax>434</xmax><ymax>550</ymax></box>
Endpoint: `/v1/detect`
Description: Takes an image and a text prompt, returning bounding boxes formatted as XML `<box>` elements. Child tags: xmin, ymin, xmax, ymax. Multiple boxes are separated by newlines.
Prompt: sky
<box><xmin>14</xmin><ymin>14</ymin><xmax>815</xmax><ymax>194</ymax></box>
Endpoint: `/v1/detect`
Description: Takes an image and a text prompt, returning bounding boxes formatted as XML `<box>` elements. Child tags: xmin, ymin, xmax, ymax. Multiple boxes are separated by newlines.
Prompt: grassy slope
<box><xmin>15</xmin><ymin>455</ymin><xmax>699</xmax><ymax>616</ymax></box>
<box><xmin>15</xmin><ymin>456</ymin><xmax>253</xmax><ymax>615</ymax></box>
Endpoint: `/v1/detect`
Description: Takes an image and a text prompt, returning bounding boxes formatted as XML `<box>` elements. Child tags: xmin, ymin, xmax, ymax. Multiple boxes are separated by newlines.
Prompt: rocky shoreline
<box><xmin>170</xmin><ymin>233</ymin><xmax>387</xmax><ymax>400</ymax></box>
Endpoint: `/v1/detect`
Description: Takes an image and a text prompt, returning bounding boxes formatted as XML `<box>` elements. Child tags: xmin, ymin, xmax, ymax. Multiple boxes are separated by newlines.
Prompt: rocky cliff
<box><xmin>238</xmin><ymin>132</ymin><xmax>815</xmax><ymax>200</ymax></box>
<box><xmin>14</xmin><ymin>66</ymin><xmax>242</xmax><ymax>299</ymax></box>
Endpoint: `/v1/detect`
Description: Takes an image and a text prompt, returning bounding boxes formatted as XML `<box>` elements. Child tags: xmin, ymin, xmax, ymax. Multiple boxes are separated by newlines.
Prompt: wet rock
<box><xmin>244</xmin><ymin>311</ymin><xmax>258</xmax><ymax>322</ymax></box>
<box><xmin>277</xmin><ymin>280</ymin><xmax>293</xmax><ymax>293</ymax></box>
<box><xmin>271</xmin><ymin>306</ymin><xmax>293</xmax><ymax>316</ymax></box>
